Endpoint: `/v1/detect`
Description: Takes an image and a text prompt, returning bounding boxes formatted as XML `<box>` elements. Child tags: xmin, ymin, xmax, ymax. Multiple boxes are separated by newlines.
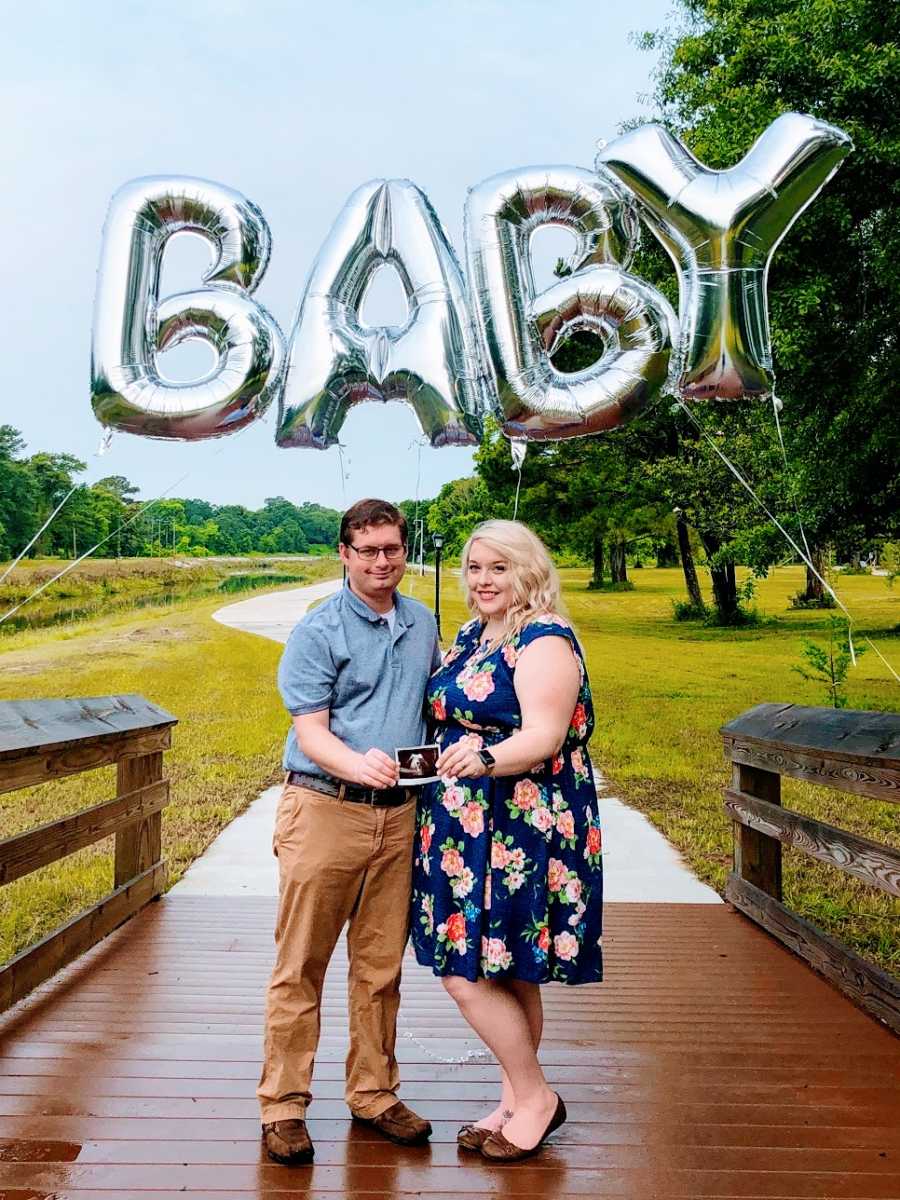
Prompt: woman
<box><xmin>411</xmin><ymin>520</ymin><xmax>603</xmax><ymax>1163</ymax></box>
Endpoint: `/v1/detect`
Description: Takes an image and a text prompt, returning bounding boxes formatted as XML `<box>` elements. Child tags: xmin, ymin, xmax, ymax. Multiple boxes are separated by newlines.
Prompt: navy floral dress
<box><xmin>411</xmin><ymin>614</ymin><xmax>603</xmax><ymax>985</ymax></box>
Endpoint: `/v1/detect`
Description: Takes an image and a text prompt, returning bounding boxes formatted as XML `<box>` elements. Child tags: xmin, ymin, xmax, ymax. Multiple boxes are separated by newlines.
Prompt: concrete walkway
<box><xmin>176</xmin><ymin>580</ymin><xmax>721</xmax><ymax>904</ymax></box>
<box><xmin>211</xmin><ymin>577</ymin><xmax>342</xmax><ymax>644</ymax></box>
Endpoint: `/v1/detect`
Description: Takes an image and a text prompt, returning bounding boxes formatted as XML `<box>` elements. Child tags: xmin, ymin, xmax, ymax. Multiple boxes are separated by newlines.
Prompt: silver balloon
<box><xmin>91</xmin><ymin>176</ymin><xmax>285</xmax><ymax>440</ymax></box>
<box><xmin>595</xmin><ymin>112</ymin><xmax>852</xmax><ymax>401</ymax></box>
<box><xmin>276</xmin><ymin>179</ymin><xmax>483</xmax><ymax>450</ymax></box>
<box><xmin>465</xmin><ymin>167</ymin><xmax>675</xmax><ymax>440</ymax></box>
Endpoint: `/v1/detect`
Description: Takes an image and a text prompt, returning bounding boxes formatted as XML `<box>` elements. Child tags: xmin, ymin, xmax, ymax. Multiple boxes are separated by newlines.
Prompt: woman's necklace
<box><xmin>478</xmin><ymin>619</ymin><xmax>507</xmax><ymax>651</ymax></box>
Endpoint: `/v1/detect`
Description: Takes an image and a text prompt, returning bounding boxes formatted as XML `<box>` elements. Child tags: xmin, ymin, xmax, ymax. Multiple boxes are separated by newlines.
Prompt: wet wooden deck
<box><xmin>0</xmin><ymin>896</ymin><xmax>898</xmax><ymax>1199</ymax></box>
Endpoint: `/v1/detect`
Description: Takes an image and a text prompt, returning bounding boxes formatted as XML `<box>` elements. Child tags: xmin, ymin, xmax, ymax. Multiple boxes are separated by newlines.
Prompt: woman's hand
<box><xmin>437</xmin><ymin>741</ymin><xmax>486</xmax><ymax>781</ymax></box>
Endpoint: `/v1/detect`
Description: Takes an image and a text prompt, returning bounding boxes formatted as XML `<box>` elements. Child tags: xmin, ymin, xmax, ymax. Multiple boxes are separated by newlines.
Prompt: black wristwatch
<box><xmin>477</xmin><ymin>748</ymin><xmax>496</xmax><ymax>774</ymax></box>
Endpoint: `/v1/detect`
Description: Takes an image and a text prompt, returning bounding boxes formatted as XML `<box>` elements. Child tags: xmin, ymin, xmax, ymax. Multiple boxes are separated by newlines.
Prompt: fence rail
<box><xmin>0</xmin><ymin>695</ymin><xmax>177</xmax><ymax>1012</ymax></box>
<box><xmin>722</xmin><ymin>702</ymin><xmax>900</xmax><ymax>1033</ymax></box>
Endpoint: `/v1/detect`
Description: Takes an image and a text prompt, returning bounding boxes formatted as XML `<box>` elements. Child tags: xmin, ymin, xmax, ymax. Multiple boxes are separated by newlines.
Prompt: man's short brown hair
<box><xmin>340</xmin><ymin>498</ymin><xmax>408</xmax><ymax>547</ymax></box>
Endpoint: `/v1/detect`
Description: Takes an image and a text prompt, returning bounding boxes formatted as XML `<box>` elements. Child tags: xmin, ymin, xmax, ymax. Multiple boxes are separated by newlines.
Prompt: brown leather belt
<box><xmin>286</xmin><ymin>770</ymin><xmax>409</xmax><ymax>807</ymax></box>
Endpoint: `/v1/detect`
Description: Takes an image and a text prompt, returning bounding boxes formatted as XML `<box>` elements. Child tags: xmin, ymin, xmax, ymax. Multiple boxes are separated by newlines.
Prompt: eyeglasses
<box><xmin>346</xmin><ymin>542</ymin><xmax>407</xmax><ymax>562</ymax></box>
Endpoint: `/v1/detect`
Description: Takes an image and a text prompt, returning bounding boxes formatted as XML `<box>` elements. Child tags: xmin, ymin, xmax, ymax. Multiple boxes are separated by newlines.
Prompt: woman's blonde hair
<box><xmin>461</xmin><ymin>520</ymin><xmax>564</xmax><ymax>640</ymax></box>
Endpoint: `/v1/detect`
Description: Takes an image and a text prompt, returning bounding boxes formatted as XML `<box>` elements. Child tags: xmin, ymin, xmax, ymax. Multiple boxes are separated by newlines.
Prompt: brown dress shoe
<box><xmin>262</xmin><ymin>1118</ymin><xmax>315</xmax><ymax>1164</ymax></box>
<box><xmin>480</xmin><ymin>1094</ymin><xmax>567</xmax><ymax>1163</ymax></box>
<box><xmin>352</xmin><ymin>1099</ymin><xmax>432</xmax><ymax>1145</ymax></box>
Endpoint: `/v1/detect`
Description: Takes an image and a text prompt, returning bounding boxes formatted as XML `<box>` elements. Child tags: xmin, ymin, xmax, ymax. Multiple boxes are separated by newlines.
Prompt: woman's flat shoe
<box><xmin>480</xmin><ymin>1094</ymin><xmax>567</xmax><ymax>1162</ymax></box>
<box><xmin>457</xmin><ymin>1124</ymin><xmax>492</xmax><ymax>1151</ymax></box>
<box><xmin>457</xmin><ymin>1110</ymin><xmax>513</xmax><ymax>1152</ymax></box>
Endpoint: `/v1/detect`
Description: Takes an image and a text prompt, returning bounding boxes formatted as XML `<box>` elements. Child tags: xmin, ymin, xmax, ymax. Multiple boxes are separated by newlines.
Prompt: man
<box><xmin>258</xmin><ymin>498</ymin><xmax>441</xmax><ymax>1165</ymax></box>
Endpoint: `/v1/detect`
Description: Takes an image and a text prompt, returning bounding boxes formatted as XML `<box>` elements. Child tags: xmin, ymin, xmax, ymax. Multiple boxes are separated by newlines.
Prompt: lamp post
<box><xmin>432</xmin><ymin>532</ymin><xmax>444</xmax><ymax>640</ymax></box>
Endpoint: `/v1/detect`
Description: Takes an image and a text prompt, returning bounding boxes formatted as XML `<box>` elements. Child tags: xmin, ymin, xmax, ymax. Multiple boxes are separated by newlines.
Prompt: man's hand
<box><xmin>354</xmin><ymin>748</ymin><xmax>400</xmax><ymax>789</ymax></box>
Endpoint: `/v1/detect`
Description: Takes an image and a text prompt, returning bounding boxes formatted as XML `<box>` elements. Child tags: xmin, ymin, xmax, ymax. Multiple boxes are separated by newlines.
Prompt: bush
<box><xmin>789</xmin><ymin>591</ymin><xmax>837</xmax><ymax>610</ymax></box>
<box><xmin>552</xmin><ymin>550</ymin><xmax>590</xmax><ymax>568</ymax></box>
<box><xmin>703</xmin><ymin>605</ymin><xmax>769</xmax><ymax>628</ymax></box>
<box><xmin>587</xmin><ymin>579</ymin><xmax>635</xmax><ymax>592</ymax></box>
<box><xmin>671</xmin><ymin>598</ymin><xmax>708</xmax><ymax>621</ymax></box>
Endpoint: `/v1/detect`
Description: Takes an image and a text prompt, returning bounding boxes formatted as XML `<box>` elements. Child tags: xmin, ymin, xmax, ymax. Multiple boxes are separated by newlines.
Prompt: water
<box><xmin>0</xmin><ymin>574</ymin><xmax>307</xmax><ymax>637</ymax></box>
<box><xmin>218</xmin><ymin>573</ymin><xmax>300</xmax><ymax>593</ymax></box>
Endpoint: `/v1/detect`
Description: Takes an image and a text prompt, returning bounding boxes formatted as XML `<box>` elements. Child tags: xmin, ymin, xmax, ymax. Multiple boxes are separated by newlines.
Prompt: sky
<box><xmin>2</xmin><ymin>0</ymin><xmax>675</xmax><ymax>513</ymax></box>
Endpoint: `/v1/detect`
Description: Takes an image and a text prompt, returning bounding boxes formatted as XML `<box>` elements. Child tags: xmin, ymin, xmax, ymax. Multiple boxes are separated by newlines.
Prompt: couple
<box><xmin>257</xmin><ymin>498</ymin><xmax>603</xmax><ymax>1166</ymax></box>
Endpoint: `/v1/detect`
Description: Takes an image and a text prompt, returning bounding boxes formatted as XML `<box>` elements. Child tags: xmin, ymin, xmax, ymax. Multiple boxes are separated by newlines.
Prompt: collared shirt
<box><xmin>278</xmin><ymin>583</ymin><xmax>442</xmax><ymax>776</ymax></box>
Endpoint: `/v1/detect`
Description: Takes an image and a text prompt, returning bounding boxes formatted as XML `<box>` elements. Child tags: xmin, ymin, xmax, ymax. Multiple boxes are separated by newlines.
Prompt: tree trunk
<box><xmin>591</xmin><ymin>535</ymin><xmax>605</xmax><ymax>587</ymax></box>
<box><xmin>801</xmin><ymin>545</ymin><xmax>827</xmax><ymax>602</ymax></box>
<box><xmin>676</xmin><ymin>514</ymin><xmax>704</xmax><ymax>610</ymax></box>
<box><xmin>656</xmin><ymin>536</ymin><xmax>679</xmax><ymax>568</ymax></box>
<box><xmin>710</xmin><ymin>561</ymin><xmax>738</xmax><ymax>619</ymax></box>
<box><xmin>609</xmin><ymin>539</ymin><xmax>628</xmax><ymax>584</ymax></box>
<box><xmin>701</xmin><ymin>533</ymin><xmax>739</xmax><ymax>621</ymax></box>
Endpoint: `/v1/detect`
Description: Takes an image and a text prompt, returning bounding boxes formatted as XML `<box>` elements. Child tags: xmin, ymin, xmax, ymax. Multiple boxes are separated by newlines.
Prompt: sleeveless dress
<box><xmin>411</xmin><ymin>614</ymin><xmax>603</xmax><ymax>985</ymax></box>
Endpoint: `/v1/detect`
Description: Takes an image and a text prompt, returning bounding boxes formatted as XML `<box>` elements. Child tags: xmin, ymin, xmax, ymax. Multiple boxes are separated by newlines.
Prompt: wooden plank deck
<box><xmin>0</xmin><ymin>896</ymin><xmax>898</xmax><ymax>1199</ymax></box>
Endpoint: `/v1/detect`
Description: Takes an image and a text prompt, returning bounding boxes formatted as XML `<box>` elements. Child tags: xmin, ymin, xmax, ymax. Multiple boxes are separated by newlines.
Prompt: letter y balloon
<box><xmin>595</xmin><ymin>113</ymin><xmax>852</xmax><ymax>403</ymax></box>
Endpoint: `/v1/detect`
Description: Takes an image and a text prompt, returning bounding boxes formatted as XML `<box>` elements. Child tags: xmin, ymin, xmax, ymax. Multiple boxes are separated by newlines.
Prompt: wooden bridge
<box><xmin>0</xmin><ymin>696</ymin><xmax>898</xmax><ymax>1199</ymax></box>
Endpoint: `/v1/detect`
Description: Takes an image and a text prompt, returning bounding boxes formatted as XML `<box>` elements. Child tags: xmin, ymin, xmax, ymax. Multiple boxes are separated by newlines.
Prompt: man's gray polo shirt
<box><xmin>278</xmin><ymin>583</ymin><xmax>442</xmax><ymax>776</ymax></box>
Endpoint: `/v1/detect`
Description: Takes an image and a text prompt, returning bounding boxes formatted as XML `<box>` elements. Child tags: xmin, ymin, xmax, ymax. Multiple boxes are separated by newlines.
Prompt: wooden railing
<box><xmin>0</xmin><ymin>695</ymin><xmax>177</xmax><ymax>1013</ymax></box>
<box><xmin>722</xmin><ymin>702</ymin><xmax>900</xmax><ymax>1033</ymax></box>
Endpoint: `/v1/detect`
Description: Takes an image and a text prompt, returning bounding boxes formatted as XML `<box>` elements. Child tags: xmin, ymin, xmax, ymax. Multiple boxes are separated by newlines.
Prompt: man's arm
<box><xmin>294</xmin><ymin>710</ymin><xmax>399</xmax><ymax>789</ymax></box>
<box><xmin>279</xmin><ymin>623</ymin><xmax>399</xmax><ymax>789</ymax></box>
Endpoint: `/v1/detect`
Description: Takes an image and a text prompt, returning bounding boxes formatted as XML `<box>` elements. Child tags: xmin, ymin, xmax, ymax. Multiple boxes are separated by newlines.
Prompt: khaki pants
<box><xmin>257</xmin><ymin>783</ymin><xmax>416</xmax><ymax>1122</ymax></box>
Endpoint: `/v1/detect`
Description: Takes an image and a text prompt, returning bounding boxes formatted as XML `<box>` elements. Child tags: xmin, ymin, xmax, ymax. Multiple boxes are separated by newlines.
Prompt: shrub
<box><xmin>789</xmin><ymin>591</ymin><xmax>837</xmax><ymax>610</ymax></box>
<box><xmin>587</xmin><ymin>579</ymin><xmax>635</xmax><ymax>592</ymax></box>
<box><xmin>793</xmin><ymin>617</ymin><xmax>865</xmax><ymax>708</ymax></box>
<box><xmin>671</xmin><ymin>598</ymin><xmax>708</xmax><ymax>621</ymax></box>
<box><xmin>703</xmin><ymin>605</ymin><xmax>768</xmax><ymax>628</ymax></box>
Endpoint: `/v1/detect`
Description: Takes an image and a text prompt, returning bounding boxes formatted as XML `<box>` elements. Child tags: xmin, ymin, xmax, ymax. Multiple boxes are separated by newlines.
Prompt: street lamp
<box><xmin>432</xmin><ymin>532</ymin><xmax>444</xmax><ymax>639</ymax></box>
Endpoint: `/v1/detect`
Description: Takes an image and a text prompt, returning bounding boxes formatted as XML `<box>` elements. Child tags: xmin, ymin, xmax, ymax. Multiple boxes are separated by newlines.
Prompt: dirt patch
<box><xmin>92</xmin><ymin>625</ymin><xmax>195</xmax><ymax>652</ymax></box>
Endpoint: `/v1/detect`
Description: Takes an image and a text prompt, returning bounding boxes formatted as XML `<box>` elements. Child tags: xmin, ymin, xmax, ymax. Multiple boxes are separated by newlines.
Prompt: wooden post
<box><xmin>732</xmin><ymin>761</ymin><xmax>782</xmax><ymax>901</ymax></box>
<box><xmin>114</xmin><ymin>751</ymin><xmax>164</xmax><ymax>890</ymax></box>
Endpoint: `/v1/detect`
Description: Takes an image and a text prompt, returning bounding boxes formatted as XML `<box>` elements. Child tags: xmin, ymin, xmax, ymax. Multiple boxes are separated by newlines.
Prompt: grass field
<box><xmin>1</xmin><ymin>559</ymin><xmax>898</xmax><ymax>974</ymax></box>
<box><xmin>0</xmin><ymin>557</ymin><xmax>340</xmax><ymax>961</ymax></box>
<box><xmin>403</xmin><ymin>564</ymin><xmax>900</xmax><ymax>972</ymax></box>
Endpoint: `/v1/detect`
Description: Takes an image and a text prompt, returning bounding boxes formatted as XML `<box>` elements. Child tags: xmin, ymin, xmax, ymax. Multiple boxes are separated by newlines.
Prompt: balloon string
<box><xmin>0</xmin><ymin>485</ymin><xmax>80</xmax><ymax>586</ymax></box>
<box><xmin>0</xmin><ymin>466</ymin><xmax>195</xmax><ymax>629</ymax></box>
<box><xmin>399</xmin><ymin>1027</ymin><xmax>492</xmax><ymax>1066</ymax></box>
<box><xmin>863</xmin><ymin>636</ymin><xmax>900</xmax><ymax>687</ymax></box>
<box><xmin>0</xmin><ymin>429</ymin><xmax>116</xmax><ymax>587</ymax></box>
<box><xmin>336</xmin><ymin>444</ymin><xmax>348</xmax><ymax>503</ymax></box>
<box><xmin>512</xmin><ymin>464</ymin><xmax>523</xmax><ymax>521</ymax></box>
<box><xmin>768</xmin><ymin>398</ymin><xmax>898</xmax><ymax>684</ymax></box>
<box><xmin>676</xmin><ymin>399</ymin><xmax>898</xmax><ymax>686</ymax></box>
<box><xmin>771</xmin><ymin>395</ymin><xmax>814</xmax><ymax>565</ymax></box>
<box><xmin>414</xmin><ymin>437</ymin><xmax>426</xmax><ymax>575</ymax></box>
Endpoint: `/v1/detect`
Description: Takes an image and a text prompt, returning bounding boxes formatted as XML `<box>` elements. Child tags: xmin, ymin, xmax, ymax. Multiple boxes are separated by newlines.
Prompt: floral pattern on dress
<box><xmin>411</xmin><ymin>614</ymin><xmax>602</xmax><ymax>985</ymax></box>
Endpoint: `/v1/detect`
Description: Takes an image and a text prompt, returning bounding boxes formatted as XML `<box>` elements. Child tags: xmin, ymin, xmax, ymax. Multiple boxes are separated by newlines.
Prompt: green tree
<box><xmin>426</xmin><ymin>476</ymin><xmax>497</xmax><ymax>556</ymax></box>
<box><xmin>0</xmin><ymin>427</ymin><xmax>39</xmax><ymax>559</ymax></box>
<box><xmin>94</xmin><ymin>476</ymin><xmax>139</xmax><ymax>502</ymax></box>
<box><xmin>794</xmin><ymin>617</ymin><xmax>866</xmax><ymax>708</ymax></box>
<box><xmin>639</xmin><ymin>0</ymin><xmax>900</xmax><ymax>603</ymax></box>
<box><xmin>296</xmin><ymin>502</ymin><xmax>340</xmax><ymax>547</ymax></box>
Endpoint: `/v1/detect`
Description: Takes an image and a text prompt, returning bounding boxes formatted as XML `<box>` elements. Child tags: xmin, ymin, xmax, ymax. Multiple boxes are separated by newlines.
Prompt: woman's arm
<box><xmin>435</xmin><ymin>636</ymin><xmax>580</xmax><ymax>779</ymax></box>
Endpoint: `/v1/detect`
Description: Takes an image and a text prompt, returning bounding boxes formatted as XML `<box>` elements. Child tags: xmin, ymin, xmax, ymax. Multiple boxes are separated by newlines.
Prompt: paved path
<box><xmin>177</xmin><ymin>581</ymin><xmax>721</xmax><ymax>903</ymax></box>
<box><xmin>211</xmin><ymin>577</ymin><xmax>342</xmax><ymax>644</ymax></box>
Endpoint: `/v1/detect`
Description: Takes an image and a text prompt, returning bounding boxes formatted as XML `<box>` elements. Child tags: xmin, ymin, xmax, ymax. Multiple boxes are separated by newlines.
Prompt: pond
<box><xmin>0</xmin><ymin>574</ymin><xmax>307</xmax><ymax>637</ymax></box>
